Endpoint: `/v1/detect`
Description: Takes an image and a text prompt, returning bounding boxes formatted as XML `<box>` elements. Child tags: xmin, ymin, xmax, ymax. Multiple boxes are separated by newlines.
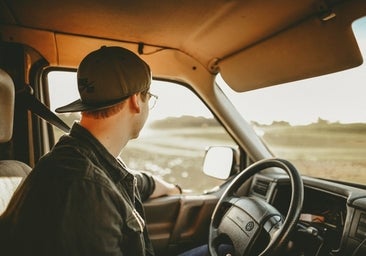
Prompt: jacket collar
<box><xmin>59</xmin><ymin>122</ymin><xmax>131</xmax><ymax>182</ymax></box>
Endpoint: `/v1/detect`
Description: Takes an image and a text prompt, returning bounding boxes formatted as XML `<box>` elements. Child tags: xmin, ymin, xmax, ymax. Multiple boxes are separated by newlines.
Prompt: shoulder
<box><xmin>33</xmin><ymin>146</ymin><xmax>114</xmax><ymax>191</ymax></box>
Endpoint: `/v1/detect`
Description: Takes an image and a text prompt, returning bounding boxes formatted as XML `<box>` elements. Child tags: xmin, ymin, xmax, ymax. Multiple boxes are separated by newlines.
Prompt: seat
<box><xmin>0</xmin><ymin>68</ymin><xmax>31</xmax><ymax>214</ymax></box>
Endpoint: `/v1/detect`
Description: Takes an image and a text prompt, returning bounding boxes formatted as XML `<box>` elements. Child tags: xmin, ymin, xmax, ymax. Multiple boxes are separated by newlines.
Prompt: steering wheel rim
<box><xmin>208</xmin><ymin>158</ymin><xmax>304</xmax><ymax>256</ymax></box>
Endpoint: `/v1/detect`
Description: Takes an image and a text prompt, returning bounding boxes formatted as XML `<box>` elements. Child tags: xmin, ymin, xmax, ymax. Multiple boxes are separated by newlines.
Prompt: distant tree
<box><xmin>316</xmin><ymin>118</ymin><xmax>330</xmax><ymax>125</ymax></box>
<box><xmin>149</xmin><ymin>116</ymin><xmax>219</xmax><ymax>129</ymax></box>
<box><xmin>271</xmin><ymin>121</ymin><xmax>290</xmax><ymax>126</ymax></box>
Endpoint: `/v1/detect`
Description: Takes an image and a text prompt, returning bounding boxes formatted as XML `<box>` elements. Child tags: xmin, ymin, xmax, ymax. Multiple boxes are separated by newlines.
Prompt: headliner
<box><xmin>0</xmin><ymin>0</ymin><xmax>365</xmax><ymax>91</ymax></box>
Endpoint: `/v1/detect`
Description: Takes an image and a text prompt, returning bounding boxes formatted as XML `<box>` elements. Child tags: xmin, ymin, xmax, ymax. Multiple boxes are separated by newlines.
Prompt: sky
<box><xmin>49</xmin><ymin>17</ymin><xmax>366</xmax><ymax>126</ymax></box>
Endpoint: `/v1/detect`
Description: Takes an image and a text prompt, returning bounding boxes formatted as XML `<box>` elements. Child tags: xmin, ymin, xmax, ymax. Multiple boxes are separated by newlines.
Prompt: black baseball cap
<box><xmin>55</xmin><ymin>46</ymin><xmax>151</xmax><ymax>113</ymax></box>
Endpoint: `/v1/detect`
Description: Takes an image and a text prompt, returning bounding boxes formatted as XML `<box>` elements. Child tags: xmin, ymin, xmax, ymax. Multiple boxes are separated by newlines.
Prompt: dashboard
<box><xmin>249</xmin><ymin>173</ymin><xmax>366</xmax><ymax>255</ymax></box>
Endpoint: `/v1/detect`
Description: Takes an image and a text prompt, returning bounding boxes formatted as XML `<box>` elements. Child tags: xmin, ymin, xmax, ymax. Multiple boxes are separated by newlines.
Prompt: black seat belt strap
<box><xmin>17</xmin><ymin>86</ymin><xmax>70</xmax><ymax>133</ymax></box>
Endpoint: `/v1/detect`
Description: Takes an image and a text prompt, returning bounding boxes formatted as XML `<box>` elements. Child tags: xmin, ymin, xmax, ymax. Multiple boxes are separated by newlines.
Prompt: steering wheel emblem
<box><xmin>245</xmin><ymin>221</ymin><xmax>255</xmax><ymax>231</ymax></box>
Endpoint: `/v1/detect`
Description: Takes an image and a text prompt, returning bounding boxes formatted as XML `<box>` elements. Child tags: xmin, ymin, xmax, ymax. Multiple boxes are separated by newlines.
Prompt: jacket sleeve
<box><xmin>134</xmin><ymin>171</ymin><xmax>155</xmax><ymax>201</ymax></box>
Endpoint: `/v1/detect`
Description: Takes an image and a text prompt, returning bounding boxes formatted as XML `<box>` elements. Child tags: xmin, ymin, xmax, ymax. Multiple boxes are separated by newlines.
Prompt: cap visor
<box><xmin>55</xmin><ymin>97</ymin><xmax>129</xmax><ymax>113</ymax></box>
<box><xmin>55</xmin><ymin>99</ymin><xmax>90</xmax><ymax>113</ymax></box>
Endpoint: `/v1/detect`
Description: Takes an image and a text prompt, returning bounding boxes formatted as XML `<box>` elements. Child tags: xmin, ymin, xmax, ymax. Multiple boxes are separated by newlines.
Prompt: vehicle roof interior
<box><xmin>0</xmin><ymin>0</ymin><xmax>365</xmax><ymax>92</ymax></box>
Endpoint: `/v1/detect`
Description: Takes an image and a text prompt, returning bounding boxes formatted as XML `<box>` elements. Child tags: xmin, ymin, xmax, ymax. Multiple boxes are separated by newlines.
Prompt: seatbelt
<box><xmin>17</xmin><ymin>86</ymin><xmax>70</xmax><ymax>133</ymax></box>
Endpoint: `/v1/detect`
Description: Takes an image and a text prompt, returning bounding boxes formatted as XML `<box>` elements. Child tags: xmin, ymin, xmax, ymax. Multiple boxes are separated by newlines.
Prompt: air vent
<box><xmin>252</xmin><ymin>179</ymin><xmax>270</xmax><ymax>197</ymax></box>
<box><xmin>356</xmin><ymin>213</ymin><xmax>366</xmax><ymax>239</ymax></box>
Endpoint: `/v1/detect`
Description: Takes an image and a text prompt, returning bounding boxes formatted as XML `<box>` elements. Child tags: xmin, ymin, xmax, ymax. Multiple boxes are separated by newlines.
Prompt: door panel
<box><xmin>144</xmin><ymin>194</ymin><xmax>219</xmax><ymax>255</ymax></box>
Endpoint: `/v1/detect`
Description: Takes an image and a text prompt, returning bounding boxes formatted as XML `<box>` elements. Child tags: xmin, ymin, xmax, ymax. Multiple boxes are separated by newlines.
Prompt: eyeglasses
<box><xmin>147</xmin><ymin>92</ymin><xmax>158</xmax><ymax>109</ymax></box>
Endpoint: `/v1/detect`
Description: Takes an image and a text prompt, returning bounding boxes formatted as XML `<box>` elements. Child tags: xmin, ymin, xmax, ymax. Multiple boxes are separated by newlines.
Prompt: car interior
<box><xmin>1</xmin><ymin>0</ymin><xmax>366</xmax><ymax>255</ymax></box>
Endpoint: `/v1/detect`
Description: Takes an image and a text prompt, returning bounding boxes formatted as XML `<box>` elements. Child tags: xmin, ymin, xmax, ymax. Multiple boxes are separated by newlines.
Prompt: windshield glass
<box><xmin>216</xmin><ymin>17</ymin><xmax>366</xmax><ymax>185</ymax></box>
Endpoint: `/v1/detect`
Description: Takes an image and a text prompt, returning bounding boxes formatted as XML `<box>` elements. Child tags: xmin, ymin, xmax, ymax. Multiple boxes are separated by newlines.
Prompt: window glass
<box><xmin>48</xmin><ymin>70</ymin><xmax>80</xmax><ymax>139</ymax></box>
<box><xmin>122</xmin><ymin>82</ymin><xmax>235</xmax><ymax>194</ymax></box>
<box><xmin>216</xmin><ymin>17</ymin><xmax>366</xmax><ymax>185</ymax></box>
<box><xmin>47</xmin><ymin>75</ymin><xmax>236</xmax><ymax>194</ymax></box>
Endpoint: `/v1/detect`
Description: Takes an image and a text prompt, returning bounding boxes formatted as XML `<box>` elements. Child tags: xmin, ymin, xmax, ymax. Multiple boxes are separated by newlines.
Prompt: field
<box><xmin>257</xmin><ymin>121</ymin><xmax>366</xmax><ymax>184</ymax></box>
<box><xmin>122</xmin><ymin>119</ymin><xmax>366</xmax><ymax>192</ymax></box>
<box><xmin>121</xmin><ymin>126</ymin><xmax>235</xmax><ymax>194</ymax></box>
<box><xmin>55</xmin><ymin>115</ymin><xmax>366</xmax><ymax>193</ymax></box>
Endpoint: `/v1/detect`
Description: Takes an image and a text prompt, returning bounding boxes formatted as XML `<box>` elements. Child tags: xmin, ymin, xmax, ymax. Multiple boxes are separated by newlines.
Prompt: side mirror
<box><xmin>203</xmin><ymin>146</ymin><xmax>237</xmax><ymax>180</ymax></box>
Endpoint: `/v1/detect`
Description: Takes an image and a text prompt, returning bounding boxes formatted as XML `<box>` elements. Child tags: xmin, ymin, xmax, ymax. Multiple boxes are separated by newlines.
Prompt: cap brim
<box><xmin>55</xmin><ymin>97</ymin><xmax>128</xmax><ymax>113</ymax></box>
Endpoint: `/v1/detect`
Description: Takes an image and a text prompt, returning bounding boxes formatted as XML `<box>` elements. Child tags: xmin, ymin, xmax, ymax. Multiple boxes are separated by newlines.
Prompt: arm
<box><xmin>134</xmin><ymin>171</ymin><xmax>182</xmax><ymax>200</ymax></box>
<box><xmin>149</xmin><ymin>175</ymin><xmax>182</xmax><ymax>198</ymax></box>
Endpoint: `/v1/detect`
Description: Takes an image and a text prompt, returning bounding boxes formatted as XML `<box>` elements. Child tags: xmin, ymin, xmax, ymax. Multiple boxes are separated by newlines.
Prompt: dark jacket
<box><xmin>0</xmin><ymin>123</ymin><xmax>155</xmax><ymax>256</ymax></box>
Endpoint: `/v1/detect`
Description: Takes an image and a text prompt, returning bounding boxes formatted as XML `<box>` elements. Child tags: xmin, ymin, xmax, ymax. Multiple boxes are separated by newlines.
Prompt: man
<box><xmin>1</xmin><ymin>46</ymin><xmax>181</xmax><ymax>255</ymax></box>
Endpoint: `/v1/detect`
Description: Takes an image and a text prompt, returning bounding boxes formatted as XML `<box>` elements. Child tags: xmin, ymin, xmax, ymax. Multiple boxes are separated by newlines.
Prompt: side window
<box><xmin>122</xmin><ymin>81</ymin><xmax>236</xmax><ymax>194</ymax></box>
<box><xmin>47</xmin><ymin>70</ymin><xmax>80</xmax><ymax>138</ymax></box>
<box><xmin>47</xmin><ymin>72</ymin><xmax>237</xmax><ymax>194</ymax></box>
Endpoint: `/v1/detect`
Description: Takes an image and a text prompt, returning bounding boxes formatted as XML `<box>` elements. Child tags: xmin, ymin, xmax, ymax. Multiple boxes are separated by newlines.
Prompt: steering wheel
<box><xmin>208</xmin><ymin>158</ymin><xmax>303</xmax><ymax>256</ymax></box>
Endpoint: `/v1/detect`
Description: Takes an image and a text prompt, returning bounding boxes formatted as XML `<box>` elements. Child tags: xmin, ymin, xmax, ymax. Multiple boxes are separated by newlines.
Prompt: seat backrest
<box><xmin>0</xmin><ymin>68</ymin><xmax>31</xmax><ymax>214</ymax></box>
<box><xmin>0</xmin><ymin>68</ymin><xmax>15</xmax><ymax>143</ymax></box>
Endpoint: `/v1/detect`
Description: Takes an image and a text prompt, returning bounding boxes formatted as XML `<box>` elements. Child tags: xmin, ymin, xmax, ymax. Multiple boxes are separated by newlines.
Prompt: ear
<box><xmin>129</xmin><ymin>94</ymin><xmax>141</xmax><ymax>113</ymax></box>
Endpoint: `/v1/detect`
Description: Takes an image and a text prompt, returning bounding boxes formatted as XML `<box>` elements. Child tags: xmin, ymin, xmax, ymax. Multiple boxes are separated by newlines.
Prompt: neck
<box><xmin>79</xmin><ymin>112</ymin><xmax>131</xmax><ymax>158</ymax></box>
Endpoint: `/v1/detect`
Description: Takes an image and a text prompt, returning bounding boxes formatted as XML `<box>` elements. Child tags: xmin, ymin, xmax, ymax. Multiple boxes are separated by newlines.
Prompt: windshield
<box><xmin>216</xmin><ymin>17</ymin><xmax>366</xmax><ymax>185</ymax></box>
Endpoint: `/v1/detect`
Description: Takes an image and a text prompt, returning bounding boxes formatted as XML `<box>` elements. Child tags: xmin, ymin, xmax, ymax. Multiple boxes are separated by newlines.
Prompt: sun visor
<box><xmin>219</xmin><ymin>12</ymin><xmax>364</xmax><ymax>92</ymax></box>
